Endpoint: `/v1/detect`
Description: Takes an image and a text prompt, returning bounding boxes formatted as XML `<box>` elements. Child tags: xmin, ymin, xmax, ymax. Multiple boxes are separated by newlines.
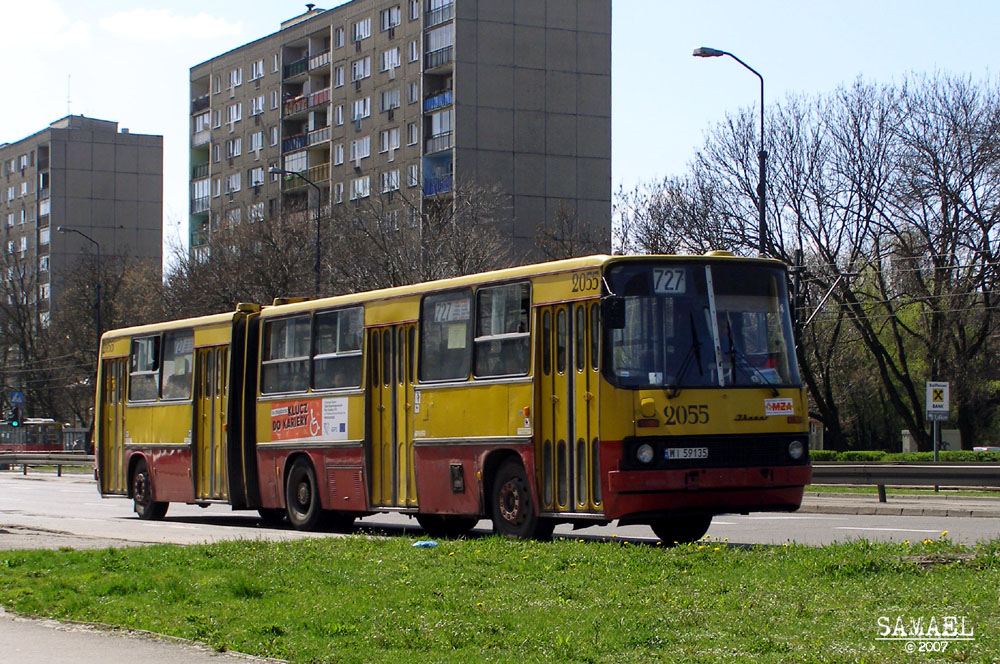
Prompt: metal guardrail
<box><xmin>812</xmin><ymin>462</ymin><xmax>1000</xmax><ymax>502</ymax></box>
<box><xmin>0</xmin><ymin>453</ymin><xmax>94</xmax><ymax>477</ymax></box>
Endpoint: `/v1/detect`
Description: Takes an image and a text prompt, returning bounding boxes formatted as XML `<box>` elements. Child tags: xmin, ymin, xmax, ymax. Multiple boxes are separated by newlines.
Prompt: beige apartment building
<box><xmin>189</xmin><ymin>0</ymin><xmax>611</xmax><ymax>259</ymax></box>
<box><xmin>0</xmin><ymin>115</ymin><xmax>162</xmax><ymax>326</ymax></box>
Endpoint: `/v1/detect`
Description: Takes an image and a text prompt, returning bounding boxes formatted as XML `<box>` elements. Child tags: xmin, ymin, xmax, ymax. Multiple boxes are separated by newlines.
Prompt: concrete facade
<box><xmin>0</xmin><ymin>116</ymin><xmax>163</xmax><ymax>324</ymax></box>
<box><xmin>189</xmin><ymin>0</ymin><xmax>611</xmax><ymax>261</ymax></box>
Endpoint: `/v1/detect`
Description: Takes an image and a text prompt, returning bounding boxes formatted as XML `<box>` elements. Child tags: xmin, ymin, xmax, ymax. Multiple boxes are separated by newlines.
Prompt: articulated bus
<box><xmin>0</xmin><ymin>418</ymin><xmax>62</xmax><ymax>452</ymax></box>
<box><xmin>94</xmin><ymin>254</ymin><xmax>811</xmax><ymax>543</ymax></box>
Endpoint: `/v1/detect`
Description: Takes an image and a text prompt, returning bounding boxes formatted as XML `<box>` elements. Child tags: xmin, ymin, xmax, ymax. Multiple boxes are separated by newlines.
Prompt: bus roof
<box><xmin>99</xmin><ymin>306</ymin><xmax>259</xmax><ymax>342</ymax></box>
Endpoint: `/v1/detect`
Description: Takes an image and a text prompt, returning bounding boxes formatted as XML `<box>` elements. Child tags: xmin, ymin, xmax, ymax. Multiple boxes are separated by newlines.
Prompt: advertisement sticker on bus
<box><xmin>270</xmin><ymin>397</ymin><xmax>349</xmax><ymax>441</ymax></box>
<box><xmin>764</xmin><ymin>398</ymin><xmax>794</xmax><ymax>416</ymax></box>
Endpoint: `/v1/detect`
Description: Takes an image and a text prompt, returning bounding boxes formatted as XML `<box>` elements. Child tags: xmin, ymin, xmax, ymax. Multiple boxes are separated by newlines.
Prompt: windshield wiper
<box><xmin>668</xmin><ymin>314</ymin><xmax>703</xmax><ymax>398</ymax></box>
<box><xmin>726</xmin><ymin>320</ymin><xmax>779</xmax><ymax>397</ymax></box>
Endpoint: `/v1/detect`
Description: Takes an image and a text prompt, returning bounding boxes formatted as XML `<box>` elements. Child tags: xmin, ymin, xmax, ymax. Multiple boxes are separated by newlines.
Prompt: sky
<box><xmin>0</xmin><ymin>0</ymin><xmax>997</xmax><ymax>261</ymax></box>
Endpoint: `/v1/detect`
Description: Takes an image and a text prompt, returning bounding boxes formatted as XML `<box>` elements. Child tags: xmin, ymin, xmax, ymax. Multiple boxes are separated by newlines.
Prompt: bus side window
<box><xmin>128</xmin><ymin>336</ymin><xmax>160</xmax><ymax>402</ymax></box>
<box><xmin>261</xmin><ymin>315</ymin><xmax>310</xmax><ymax>394</ymax></box>
<box><xmin>161</xmin><ymin>330</ymin><xmax>194</xmax><ymax>400</ymax></box>
<box><xmin>419</xmin><ymin>289</ymin><xmax>473</xmax><ymax>382</ymax></box>
<box><xmin>473</xmin><ymin>282</ymin><xmax>530</xmax><ymax>378</ymax></box>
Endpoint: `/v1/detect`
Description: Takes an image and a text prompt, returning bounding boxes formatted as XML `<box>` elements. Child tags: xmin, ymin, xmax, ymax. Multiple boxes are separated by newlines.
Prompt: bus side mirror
<box><xmin>602</xmin><ymin>296</ymin><xmax>625</xmax><ymax>329</ymax></box>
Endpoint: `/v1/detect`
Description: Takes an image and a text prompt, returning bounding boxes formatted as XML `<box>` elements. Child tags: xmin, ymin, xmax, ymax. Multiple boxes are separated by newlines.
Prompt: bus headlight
<box><xmin>788</xmin><ymin>440</ymin><xmax>805</xmax><ymax>460</ymax></box>
<box><xmin>636</xmin><ymin>443</ymin><xmax>655</xmax><ymax>465</ymax></box>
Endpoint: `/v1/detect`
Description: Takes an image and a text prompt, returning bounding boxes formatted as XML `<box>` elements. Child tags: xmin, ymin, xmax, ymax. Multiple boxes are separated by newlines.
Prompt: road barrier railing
<box><xmin>812</xmin><ymin>462</ymin><xmax>1000</xmax><ymax>502</ymax></box>
<box><xmin>0</xmin><ymin>453</ymin><xmax>94</xmax><ymax>477</ymax></box>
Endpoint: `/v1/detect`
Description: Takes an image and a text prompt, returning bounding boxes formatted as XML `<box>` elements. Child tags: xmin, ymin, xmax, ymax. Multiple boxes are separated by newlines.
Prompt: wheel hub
<box><xmin>498</xmin><ymin>480</ymin><xmax>524</xmax><ymax>524</ymax></box>
<box><xmin>296</xmin><ymin>481</ymin><xmax>311</xmax><ymax>507</ymax></box>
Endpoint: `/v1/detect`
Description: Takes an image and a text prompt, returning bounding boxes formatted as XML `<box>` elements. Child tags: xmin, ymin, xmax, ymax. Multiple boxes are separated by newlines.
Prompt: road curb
<box><xmin>799</xmin><ymin>502</ymin><xmax>1000</xmax><ymax>519</ymax></box>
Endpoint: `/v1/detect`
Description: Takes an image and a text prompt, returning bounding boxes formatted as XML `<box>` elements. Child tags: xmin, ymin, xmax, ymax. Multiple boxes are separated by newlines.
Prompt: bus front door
<box><xmin>194</xmin><ymin>346</ymin><xmax>228</xmax><ymax>501</ymax></box>
<box><xmin>99</xmin><ymin>358</ymin><xmax>127</xmax><ymax>495</ymax></box>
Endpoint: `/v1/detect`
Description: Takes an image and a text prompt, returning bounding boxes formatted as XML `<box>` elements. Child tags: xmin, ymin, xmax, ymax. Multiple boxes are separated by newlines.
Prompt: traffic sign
<box><xmin>9</xmin><ymin>391</ymin><xmax>23</xmax><ymax>406</ymax></box>
<box><xmin>926</xmin><ymin>381</ymin><xmax>949</xmax><ymax>420</ymax></box>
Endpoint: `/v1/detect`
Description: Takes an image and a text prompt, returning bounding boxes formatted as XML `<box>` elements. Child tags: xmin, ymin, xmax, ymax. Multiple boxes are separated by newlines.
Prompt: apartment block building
<box><xmin>0</xmin><ymin>115</ymin><xmax>162</xmax><ymax>326</ymax></box>
<box><xmin>188</xmin><ymin>0</ymin><xmax>611</xmax><ymax>259</ymax></box>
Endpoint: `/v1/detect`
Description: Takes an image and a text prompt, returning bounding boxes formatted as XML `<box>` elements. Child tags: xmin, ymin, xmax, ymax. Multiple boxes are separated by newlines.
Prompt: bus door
<box><xmin>367</xmin><ymin>324</ymin><xmax>416</xmax><ymax>508</ymax></box>
<box><xmin>99</xmin><ymin>358</ymin><xmax>128</xmax><ymax>494</ymax></box>
<box><xmin>571</xmin><ymin>301</ymin><xmax>602</xmax><ymax>512</ymax></box>
<box><xmin>537</xmin><ymin>305</ymin><xmax>572</xmax><ymax>511</ymax></box>
<box><xmin>195</xmin><ymin>346</ymin><xmax>228</xmax><ymax>500</ymax></box>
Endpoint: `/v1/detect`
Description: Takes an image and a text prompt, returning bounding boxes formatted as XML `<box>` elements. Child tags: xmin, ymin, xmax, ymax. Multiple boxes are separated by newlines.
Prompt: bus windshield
<box><xmin>605</xmin><ymin>261</ymin><xmax>800</xmax><ymax>390</ymax></box>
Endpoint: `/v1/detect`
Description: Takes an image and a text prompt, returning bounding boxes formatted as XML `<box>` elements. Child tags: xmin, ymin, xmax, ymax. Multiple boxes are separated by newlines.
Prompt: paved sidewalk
<box><xmin>0</xmin><ymin>609</ymin><xmax>285</xmax><ymax>664</ymax></box>
<box><xmin>800</xmin><ymin>491</ymin><xmax>1000</xmax><ymax>518</ymax></box>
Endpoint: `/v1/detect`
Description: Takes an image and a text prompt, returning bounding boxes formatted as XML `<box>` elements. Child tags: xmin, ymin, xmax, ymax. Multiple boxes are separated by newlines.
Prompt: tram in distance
<box><xmin>94</xmin><ymin>253</ymin><xmax>811</xmax><ymax>544</ymax></box>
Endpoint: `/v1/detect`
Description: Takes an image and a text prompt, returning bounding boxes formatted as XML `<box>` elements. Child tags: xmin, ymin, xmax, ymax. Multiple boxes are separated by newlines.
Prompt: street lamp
<box><xmin>693</xmin><ymin>46</ymin><xmax>768</xmax><ymax>256</ymax></box>
<box><xmin>269</xmin><ymin>166</ymin><xmax>323</xmax><ymax>298</ymax></box>
<box><xmin>56</xmin><ymin>226</ymin><xmax>101</xmax><ymax>357</ymax></box>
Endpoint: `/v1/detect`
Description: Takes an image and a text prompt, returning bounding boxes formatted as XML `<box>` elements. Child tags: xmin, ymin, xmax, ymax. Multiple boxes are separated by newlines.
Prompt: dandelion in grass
<box><xmin>941</xmin><ymin>531</ymin><xmax>948</xmax><ymax>538</ymax></box>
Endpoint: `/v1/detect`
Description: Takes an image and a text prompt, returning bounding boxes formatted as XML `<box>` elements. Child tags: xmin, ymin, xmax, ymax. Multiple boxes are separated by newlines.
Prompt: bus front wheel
<box><xmin>131</xmin><ymin>459</ymin><xmax>168</xmax><ymax>520</ymax></box>
<box><xmin>649</xmin><ymin>515</ymin><xmax>712</xmax><ymax>545</ymax></box>
<box><xmin>491</xmin><ymin>459</ymin><xmax>552</xmax><ymax>539</ymax></box>
<box><xmin>285</xmin><ymin>459</ymin><xmax>322</xmax><ymax>530</ymax></box>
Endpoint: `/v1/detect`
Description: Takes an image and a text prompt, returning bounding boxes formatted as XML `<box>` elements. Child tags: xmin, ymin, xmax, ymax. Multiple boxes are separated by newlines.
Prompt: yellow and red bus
<box><xmin>94</xmin><ymin>254</ymin><xmax>810</xmax><ymax>542</ymax></box>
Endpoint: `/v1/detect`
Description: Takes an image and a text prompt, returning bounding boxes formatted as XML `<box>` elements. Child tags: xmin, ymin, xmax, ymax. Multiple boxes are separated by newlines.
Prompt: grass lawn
<box><xmin>1</xmin><ymin>533</ymin><xmax>997</xmax><ymax>663</ymax></box>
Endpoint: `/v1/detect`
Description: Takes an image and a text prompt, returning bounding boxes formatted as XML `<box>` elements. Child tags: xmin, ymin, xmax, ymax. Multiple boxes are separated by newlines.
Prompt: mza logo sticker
<box><xmin>764</xmin><ymin>398</ymin><xmax>794</xmax><ymax>416</ymax></box>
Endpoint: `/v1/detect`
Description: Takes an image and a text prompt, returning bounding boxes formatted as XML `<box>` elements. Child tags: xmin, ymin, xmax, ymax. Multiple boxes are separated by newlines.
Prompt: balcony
<box><xmin>423</xmin><ymin>175</ymin><xmax>452</xmax><ymax>197</ymax></box>
<box><xmin>283</xmin><ymin>133</ymin><xmax>307</xmax><ymax>152</ymax></box>
<box><xmin>192</xmin><ymin>163</ymin><xmax>210</xmax><ymax>180</ymax></box>
<box><xmin>307</xmin><ymin>126</ymin><xmax>331</xmax><ymax>146</ymax></box>
<box><xmin>425</xmin><ymin>46</ymin><xmax>453</xmax><ymax>70</ymax></box>
<box><xmin>425</xmin><ymin>132</ymin><xmax>453</xmax><ymax>154</ymax></box>
<box><xmin>283</xmin><ymin>95</ymin><xmax>309</xmax><ymax>117</ymax></box>
<box><xmin>309</xmin><ymin>87</ymin><xmax>331</xmax><ymax>108</ymax></box>
<box><xmin>307</xmin><ymin>162</ymin><xmax>330</xmax><ymax>183</ymax></box>
<box><xmin>426</xmin><ymin>2</ymin><xmax>454</xmax><ymax>28</ymax></box>
<box><xmin>191</xmin><ymin>95</ymin><xmax>210</xmax><ymax>114</ymax></box>
<box><xmin>424</xmin><ymin>90</ymin><xmax>453</xmax><ymax>112</ymax></box>
<box><xmin>191</xmin><ymin>196</ymin><xmax>210</xmax><ymax>214</ymax></box>
<box><xmin>192</xmin><ymin>129</ymin><xmax>211</xmax><ymax>147</ymax></box>
<box><xmin>309</xmin><ymin>50</ymin><xmax>331</xmax><ymax>70</ymax></box>
<box><xmin>283</xmin><ymin>57</ymin><xmax>309</xmax><ymax>79</ymax></box>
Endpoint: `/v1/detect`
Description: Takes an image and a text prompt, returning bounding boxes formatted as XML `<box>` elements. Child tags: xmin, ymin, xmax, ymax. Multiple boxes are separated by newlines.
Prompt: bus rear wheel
<box><xmin>650</xmin><ymin>514</ymin><xmax>713</xmax><ymax>545</ymax></box>
<box><xmin>491</xmin><ymin>459</ymin><xmax>550</xmax><ymax>539</ymax></box>
<box><xmin>132</xmin><ymin>459</ymin><xmax>168</xmax><ymax>520</ymax></box>
<box><xmin>285</xmin><ymin>459</ymin><xmax>322</xmax><ymax>530</ymax></box>
<box><xmin>416</xmin><ymin>514</ymin><xmax>480</xmax><ymax>538</ymax></box>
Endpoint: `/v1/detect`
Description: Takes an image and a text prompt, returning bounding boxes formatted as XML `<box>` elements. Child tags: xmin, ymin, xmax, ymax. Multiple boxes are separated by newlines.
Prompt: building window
<box><xmin>269</xmin><ymin>163</ymin><xmax>280</xmax><ymax>182</ymax></box>
<box><xmin>249</xmin><ymin>166</ymin><xmax>265</xmax><ymax>187</ymax></box>
<box><xmin>351</xmin><ymin>97</ymin><xmax>371</xmax><ymax>121</ymax></box>
<box><xmin>349</xmin><ymin>136</ymin><xmax>371</xmax><ymax>162</ymax></box>
<box><xmin>226</xmin><ymin>137</ymin><xmax>242</xmax><ymax>158</ymax></box>
<box><xmin>19</xmin><ymin>236</ymin><xmax>27</xmax><ymax>252</ymax></box>
<box><xmin>427</xmin><ymin>24</ymin><xmax>454</xmax><ymax>52</ymax></box>
<box><xmin>39</xmin><ymin>227</ymin><xmax>50</xmax><ymax>245</ymax></box>
<box><xmin>213</xmin><ymin>110</ymin><xmax>222</xmax><ymax>128</ymax></box>
<box><xmin>229</xmin><ymin>67</ymin><xmax>242</xmax><ymax>88</ymax></box>
<box><xmin>380</xmin><ymin>88</ymin><xmax>400</xmax><ymax>111</ymax></box>
<box><xmin>225</xmin><ymin>173</ymin><xmax>242</xmax><ymax>193</ymax></box>
<box><xmin>333</xmin><ymin>143</ymin><xmax>344</xmax><ymax>165</ymax></box>
<box><xmin>213</xmin><ymin>75</ymin><xmax>222</xmax><ymax>94</ymax></box>
<box><xmin>334</xmin><ymin>104</ymin><xmax>345</xmax><ymax>126</ymax></box>
<box><xmin>379</xmin><ymin>128</ymin><xmax>400</xmax><ymax>153</ymax></box>
<box><xmin>349</xmin><ymin>176</ymin><xmax>370</xmax><ymax>200</ymax></box>
<box><xmin>408</xmin><ymin>81</ymin><xmax>419</xmax><ymax>104</ymax></box>
<box><xmin>380</xmin><ymin>169</ymin><xmax>399</xmax><ymax>193</ymax></box>
<box><xmin>351</xmin><ymin>56</ymin><xmax>371</xmax><ymax>81</ymax></box>
<box><xmin>408</xmin><ymin>40</ymin><xmax>419</xmax><ymax>62</ymax></box>
<box><xmin>251</xmin><ymin>59</ymin><xmax>265</xmax><ymax>80</ymax></box>
<box><xmin>270</xmin><ymin>126</ymin><xmax>279</xmax><ymax>146</ymax></box>
<box><xmin>249</xmin><ymin>202</ymin><xmax>265</xmax><ymax>223</ymax></box>
<box><xmin>380</xmin><ymin>47</ymin><xmax>400</xmax><ymax>72</ymax></box>
<box><xmin>39</xmin><ymin>283</ymin><xmax>50</xmax><ymax>301</ymax></box>
<box><xmin>334</xmin><ymin>27</ymin><xmax>345</xmax><ymax>48</ymax></box>
<box><xmin>380</xmin><ymin>6</ymin><xmax>401</xmax><ymax>31</ymax></box>
<box><xmin>270</xmin><ymin>90</ymin><xmax>279</xmax><ymax>109</ymax></box>
<box><xmin>272</xmin><ymin>54</ymin><xmax>279</xmax><ymax>73</ymax></box>
<box><xmin>213</xmin><ymin>144</ymin><xmax>221</xmax><ymax>162</ymax></box>
<box><xmin>5</xmin><ymin>213</ymin><xmax>12</xmax><ymax>227</ymax></box>
<box><xmin>227</xmin><ymin>207</ymin><xmax>242</xmax><ymax>225</ymax></box>
<box><xmin>284</xmin><ymin>152</ymin><xmax>307</xmax><ymax>172</ymax></box>
<box><xmin>333</xmin><ymin>182</ymin><xmax>344</xmax><ymax>204</ymax></box>
<box><xmin>407</xmin><ymin>122</ymin><xmax>419</xmax><ymax>146</ymax></box>
<box><xmin>213</xmin><ymin>178</ymin><xmax>221</xmax><ymax>197</ymax></box>
<box><xmin>194</xmin><ymin>112</ymin><xmax>211</xmax><ymax>133</ymax></box>
<box><xmin>353</xmin><ymin>18</ymin><xmax>371</xmax><ymax>42</ymax></box>
<box><xmin>39</xmin><ymin>255</ymin><xmax>49</xmax><ymax>272</ymax></box>
<box><xmin>409</xmin><ymin>0</ymin><xmax>419</xmax><ymax>21</ymax></box>
<box><xmin>334</xmin><ymin>65</ymin><xmax>344</xmax><ymax>88</ymax></box>
<box><xmin>251</xmin><ymin>95</ymin><xmax>265</xmax><ymax>115</ymax></box>
<box><xmin>407</xmin><ymin>164</ymin><xmax>419</xmax><ymax>188</ymax></box>
<box><xmin>250</xmin><ymin>131</ymin><xmax>264</xmax><ymax>152</ymax></box>
<box><xmin>227</xmin><ymin>102</ymin><xmax>242</xmax><ymax>124</ymax></box>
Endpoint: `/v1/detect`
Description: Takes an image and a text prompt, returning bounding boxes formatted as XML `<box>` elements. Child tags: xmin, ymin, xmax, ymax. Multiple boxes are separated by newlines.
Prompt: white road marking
<box><xmin>835</xmin><ymin>527</ymin><xmax>942</xmax><ymax>534</ymax></box>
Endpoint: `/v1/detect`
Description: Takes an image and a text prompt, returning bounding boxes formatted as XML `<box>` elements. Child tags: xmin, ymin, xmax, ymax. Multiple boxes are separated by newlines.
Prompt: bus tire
<box><xmin>416</xmin><ymin>514</ymin><xmax>479</xmax><ymax>538</ymax></box>
<box><xmin>650</xmin><ymin>514</ymin><xmax>712</xmax><ymax>545</ymax></box>
<box><xmin>131</xmin><ymin>459</ymin><xmax>168</xmax><ymax>520</ymax></box>
<box><xmin>285</xmin><ymin>459</ymin><xmax>322</xmax><ymax>530</ymax></box>
<box><xmin>491</xmin><ymin>459</ymin><xmax>542</xmax><ymax>539</ymax></box>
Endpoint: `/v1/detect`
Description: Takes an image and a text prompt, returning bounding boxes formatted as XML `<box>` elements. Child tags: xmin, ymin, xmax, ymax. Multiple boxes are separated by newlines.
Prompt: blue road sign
<box><xmin>9</xmin><ymin>391</ymin><xmax>23</xmax><ymax>406</ymax></box>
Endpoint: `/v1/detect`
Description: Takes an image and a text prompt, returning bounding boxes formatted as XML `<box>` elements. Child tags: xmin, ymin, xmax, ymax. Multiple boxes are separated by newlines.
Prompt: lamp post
<box><xmin>693</xmin><ymin>46</ymin><xmax>767</xmax><ymax>256</ymax></box>
<box><xmin>56</xmin><ymin>226</ymin><xmax>101</xmax><ymax>356</ymax></box>
<box><xmin>269</xmin><ymin>166</ymin><xmax>322</xmax><ymax>298</ymax></box>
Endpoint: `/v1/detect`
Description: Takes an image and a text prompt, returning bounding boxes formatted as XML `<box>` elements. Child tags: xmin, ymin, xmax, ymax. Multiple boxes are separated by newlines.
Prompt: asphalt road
<box><xmin>2</xmin><ymin>471</ymin><xmax>999</xmax><ymax>550</ymax></box>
